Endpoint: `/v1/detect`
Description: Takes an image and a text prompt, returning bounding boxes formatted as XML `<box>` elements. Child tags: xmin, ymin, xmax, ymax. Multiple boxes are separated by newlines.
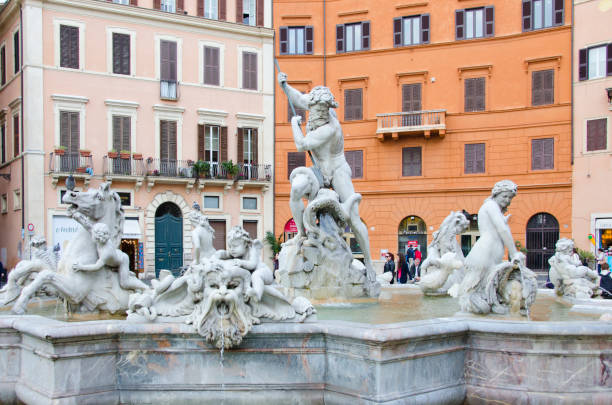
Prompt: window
<box><xmin>393</xmin><ymin>14</ymin><xmax>430</xmax><ymax>47</ymax></box>
<box><xmin>345</xmin><ymin>150</ymin><xmax>363</xmax><ymax>179</ymax></box>
<box><xmin>60</xmin><ymin>111</ymin><xmax>80</xmax><ymax>153</ymax></box>
<box><xmin>287</xmin><ymin>151</ymin><xmax>305</xmax><ymax>178</ymax></box>
<box><xmin>117</xmin><ymin>192</ymin><xmax>132</xmax><ymax>206</ymax></box>
<box><xmin>209</xmin><ymin>219</ymin><xmax>226</xmax><ymax>250</ymax></box>
<box><xmin>455</xmin><ymin>7</ymin><xmax>494</xmax><ymax>40</ymax></box>
<box><xmin>12</xmin><ymin>114</ymin><xmax>19</xmax><ymax>158</ymax></box>
<box><xmin>13</xmin><ymin>30</ymin><xmax>19</xmax><ymax>73</ymax></box>
<box><xmin>279</xmin><ymin>26</ymin><xmax>313</xmax><ymax>55</ymax></box>
<box><xmin>402</xmin><ymin>83</ymin><xmax>422</xmax><ymax>125</ymax></box>
<box><xmin>112</xmin><ymin>33</ymin><xmax>130</xmax><ymax>75</ymax></box>
<box><xmin>160</xmin><ymin>40</ymin><xmax>177</xmax><ymax>99</ymax></box>
<box><xmin>586</xmin><ymin>118</ymin><xmax>607</xmax><ymax>152</ymax></box>
<box><xmin>532</xmin><ymin>69</ymin><xmax>554</xmax><ymax>106</ymax></box>
<box><xmin>531</xmin><ymin>138</ymin><xmax>554</xmax><ymax>170</ymax></box>
<box><xmin>242</xmin><ymin>197</ymin><xmax>257</xmax><ymax>210</ymax></box>
<box><xmin>1</xmin><ymin>45</ymin><xmax>5</xmax><ymax>86</ymax></box>
<box><xmin>1</xmin><ymin>122</ymin><xmax>5</xmax><ymax>163</ymax></box>
<box><xmin>287</xmin><ymin>105</ymin><xmax>307</xmax><ymax>123</ymax></box>
<box><xmin>243</xmin><ymin>220</ymin><xmax>258</xmax><ymax>239</ymax></box>
<box><xmin>112</xmin><ymin>115</ymin><xmax>131</xmax><ymax>152</ymax></box>
<box><xmin>238</xmin><ymin>128</ymin><xmax>257</xmax><ymax>165</ymax></box>
<box><xmin>59</xmin><ymin>25</ymin><xmax>79</xmax><ymax>69</ymax></box>
<box><xmin>13</xmin><ymin>189</ymin><xmax>20</xmax><ymax>211</ymax></box>
<box><xmin>160</xmin><ymin>120</ymin><xmax>177</xmax><ymax>161</ymax></box>
<box><xmin>204</xmin><ymin>0</ymin><xmax>218</xmax><ymax>19</ymax></box>
<box><xmin>344</xmin><ymin>88</ymin><xmax>363</xmax><ymax>121</ymax></box>
<box><xmin>336</xmin><ymin>21</ymin><xmax>370</xmax><ymax>53</ymax></box>
<box><xmin>242</xmin><ymin>0</ymin><xmax>256</xmax><ymax>25</ymax></box>
<box><xmin>160</xmin><ymin>0</ymin><xmax>176</xmax><ymax>13</ymax></box>
<box><xmin>204</xmin><ymin>195</ymin><xmax>220</xmax><ymax>209</ymax></box>
<box><xmin>202</xmin><ymin>125</ymin><xmax>219</xmax><ymax>162</ymax></box>
<box><xmin>198</xmin><ymin>124</ymin><xmax>227</xmax><ymax>170</ymax></box>
<box><xmin>402</xmin><ymin>147</ymin><xmax>422</xmax><ymax>177</ymax></box>
<box><xmin>1</xmin><ymin>194</ymin><xmax>7</xmax><ymax>214</ymax></box>
<box><xmin>522</xmin><ymin>0</ymin><xmax>564</xmax><ymax>31</ymax></box>
<box><xmin>464</xmin><ymin>77</ymin><xmax>485</xmax><ymax>112</ymax></box>
<box><xmin>579</xmin><ymin>44</ymin><xmax>612</xmax><ymax>81</ymax></box>
<box><xmin>242</xmin><ymin>51</ymin><xmax>257</xmax><ymax>90</ymax></box>
<box><xmin>203</xmin><ymin>46</ymin><xmax>220</xmax><ymax>85</ymax></box>
<box><xmin>113</xmin><ymin>0</ymin><xmax>130</xmax><ymax>4</ymax></box>
<box><xmin>465</xmin><ymin>143</ymin><xmax>485</xmax><ymax>174</ymax></box>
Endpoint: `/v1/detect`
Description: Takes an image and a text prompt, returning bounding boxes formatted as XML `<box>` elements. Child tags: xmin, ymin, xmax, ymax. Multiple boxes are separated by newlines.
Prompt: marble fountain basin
<box><xmin>1</xmin><ymin>291</ymin><xmax>611</xmax><ymax>404</ymax></box>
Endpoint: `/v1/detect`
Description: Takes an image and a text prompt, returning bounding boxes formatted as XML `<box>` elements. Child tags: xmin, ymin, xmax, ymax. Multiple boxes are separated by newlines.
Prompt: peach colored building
<box><xmin>274</xmin><ymin>0</ymin><xmax>573</xmax><ymax>275</ymax></box>
<box><xmin>572</xmin><ymin>0</ymin><xmax>612</xmax><ymax>254</ymax></box>
<box><xmin>0</xmin><ymin>0</ymin><xmax>274</xmax><ymax>277</ymax></box>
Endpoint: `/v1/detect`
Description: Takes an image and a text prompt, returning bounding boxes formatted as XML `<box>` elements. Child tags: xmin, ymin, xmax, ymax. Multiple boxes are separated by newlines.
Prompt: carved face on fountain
<box><xmin>193</xmin><ymin>262</ymin><xmax>255</xmax><ymax>349</ymax></box>
<box><xmin>62</xmin><ymin>183</ymin><xmax>122</xmax><ymax>221</ymax></box>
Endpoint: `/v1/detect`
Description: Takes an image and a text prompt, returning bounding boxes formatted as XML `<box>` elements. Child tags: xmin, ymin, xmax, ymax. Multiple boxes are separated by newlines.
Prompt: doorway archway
<box><xmin>155</xmin><ymin>202</ymin><xmax>183</xmax><ymax>277</ymax></box>
<box><xmin>398</xmin><ymin>216</ymin><xmax>427</xmax><ymax>259</ymax></box>
<box><xmin>526</xmin><ymin>212</ymin><xmax>559</xmax><ymax>272</ymax></box>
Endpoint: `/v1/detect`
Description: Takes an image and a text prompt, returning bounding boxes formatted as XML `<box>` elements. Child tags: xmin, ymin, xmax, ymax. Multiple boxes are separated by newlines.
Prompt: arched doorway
<box><xmin>526</xmin><ymin>212</ymin><xmax>559</xmax><ymax>272</ymax></box>
<box><xmin>155</xmin><ymin>202</ymin><xmax>183</xmax><ymax>277</ymax></box>
<box><xmin>398</xmin><ymin>216</ymin><xmax>427</xmax><ymax>259</ymax></box>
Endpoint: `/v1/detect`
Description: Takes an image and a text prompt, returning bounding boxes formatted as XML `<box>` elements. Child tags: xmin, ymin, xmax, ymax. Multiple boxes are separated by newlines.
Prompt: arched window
<box><xmin>526</xmin><ymin>212</ymin><xmax>559</xmax><ymax>272</ymax></box>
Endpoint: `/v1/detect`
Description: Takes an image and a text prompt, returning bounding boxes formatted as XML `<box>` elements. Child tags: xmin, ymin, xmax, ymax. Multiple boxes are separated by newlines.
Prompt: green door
<box><xmin>155</xmin><ymin>211</ymin><xmax>183</xmax><ymax>278</ymax></box>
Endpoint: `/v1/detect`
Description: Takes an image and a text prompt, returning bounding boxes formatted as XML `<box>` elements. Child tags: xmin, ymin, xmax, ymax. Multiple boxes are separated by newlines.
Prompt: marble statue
<box><xmin>548</xmin><ymin>238</ymin><xmax>600</xmax><ymax>299</ymax></box>
<box><xmin>418</xmin><ymin>211</ymin><xmax>469</xmax><ymax>295</ymax></box>
<box><xmin>128</xmin><ymin>226</ymin><xmax>315</xmax><ymax>349</ymax></box>
<box><xmin>6</xmin><ymin>183</ymin><xmax>139</xmax><ymax>314</ymax></box>
<box><xmin>277</xmin><ymin>71</ymin><xmax>380</xmax><ymax>297</ymax></box>
<box><xmin>189</xmin><ymin>202</ymin><xmax>215</xmax><ymax>265</ymax></box>
<box><xmin>450</xmin><ymin>180</ymin><xmax>537</xmax><ymax>316</ymax></box>
<box><xmin>0</xmin><ymin>236</ymin><xmax>59</xmax><ymax>306</ymax></box>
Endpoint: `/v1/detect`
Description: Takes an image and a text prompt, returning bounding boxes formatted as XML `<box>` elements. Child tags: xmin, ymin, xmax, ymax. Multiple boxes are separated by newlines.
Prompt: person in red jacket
<box><xmin>414</xmin><ymin>247</ymin><xmax>422</xmax><ymax>262</ymax></box>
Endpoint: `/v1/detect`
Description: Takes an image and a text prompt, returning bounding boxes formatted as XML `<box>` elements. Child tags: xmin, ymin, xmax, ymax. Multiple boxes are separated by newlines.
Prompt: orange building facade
<box><xmin>273</xmin><ymin>0</ymin><xmax>572</xmax><ymax>274</ymax></box>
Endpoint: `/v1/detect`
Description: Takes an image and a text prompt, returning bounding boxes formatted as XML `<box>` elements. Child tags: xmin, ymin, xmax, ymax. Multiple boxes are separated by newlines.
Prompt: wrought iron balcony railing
<box><xmin>146</xmin><ymin>158</ymin><xmax>192</xmax><ymax>178</ymax></box>
<box><xmin>103</xmin><ymin>156</ymin><xmax>146</xmax><ymax>177</ymax></box>
<box><xmin>49</xmin><ymin>152</ymin><xmax>93</xmax><ymax>174</ymax></box>
<box><xmin>236</xmin><ymin>163</ymin><xmax>272</xmax><ymax>181</ymax></box>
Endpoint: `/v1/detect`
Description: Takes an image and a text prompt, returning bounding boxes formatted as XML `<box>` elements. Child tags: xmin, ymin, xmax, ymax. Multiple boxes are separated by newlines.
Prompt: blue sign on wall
<box><xmin>138</xmin><ymin>242</ymin><xmax>144</xmax><ymax>270</ymax></box>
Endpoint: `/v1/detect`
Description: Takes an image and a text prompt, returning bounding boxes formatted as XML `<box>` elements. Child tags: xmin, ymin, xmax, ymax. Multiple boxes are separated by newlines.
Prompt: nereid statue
<box><xmin>418</xmin><ymin>211</ymin><xmax>469</xmax><ymax>295</ymax></box>
<box><xmin>276</xmin><ymin>72</ymin><xmax>380</xmax><ymax>298</ymax></box>
<box><xmin>450</xmin><ymin>180</ymin><xmax>537</xmax><ymax>316</ymax></box>
<box><xmin>548</xmin><ymin>238</ymin><xmax>600</xmax><ymax>299</ymax></box>
<box><xmin>189</xmin><ymin>202</ymin><xmax>216</xmax><ymax>265</ymax></box>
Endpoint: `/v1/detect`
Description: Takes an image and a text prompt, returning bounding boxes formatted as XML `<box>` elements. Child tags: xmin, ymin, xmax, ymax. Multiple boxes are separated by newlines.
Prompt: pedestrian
<box><xmin>414</xmin><ymin>247</ymin><xmax>422</xmax><ymax>263</ymax></box>
<box><xmin>383</xmin><ymin>253</ymin><xmax>395</xmax><ymax>284</ymax></box>
<box><xmin>273</xmin><ymin>253</ymin><xmax>279</xmax><ymax>271</ymax></box>
<box><xmin>397</xmin><ymin>252</ymin><xmax>409</xmax><ymax>284</ymax></box>
<box><xmin>600</xmin><ymin>263</ymin><xmax>612</xmax><ymax>299</ymax></box>
<box><xmin>406</xmin><ymin>245</ymin><xmax>415</xmax><ymax>267</ymax></box>
<box><xmin>413</xmin><ymin>258</ymin><xmax>421</xmax><ymax>281</ymax></box>
<box><xmin>0</xmin><ymin>261</ymin><xmax>6</xmax><ymax>289</ymax></box>
<box><xmin>597</xmin><ymin>248</ymin><xmax>605</xmax><ymax>275</ymax></box>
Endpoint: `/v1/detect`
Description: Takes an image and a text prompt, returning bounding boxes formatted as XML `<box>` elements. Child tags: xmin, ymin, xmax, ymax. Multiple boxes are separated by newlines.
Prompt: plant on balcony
<box><xmin>221</xmin><ymin>160</ymin><xmax>239</xmax><ymax>179</ymax></box>
<box><xmin>54</xmin><ymin>145</ymin><xmax>67</xmax><ymax>155</ymax></box>
<box><xmin>76</xmin><ymin>166</ymin><xmax>87</xmax><ymax>173</ymax></box>
<box><xmin>132</xmin><ymin>152</ymin><xmax>143</xmax><ymax>160</ymax></box>
<box><xmin>108</xmin><ymin>149</ymin><xmax>118</xmax><ymax>159</ymax></box>
<box><xmin>192</xmin><ymin>160</ymin><xmax>210</xmax><ymax>178</ymax></box>
<box><xmin>119</xmin><ymin>150</ymin><xmax>131</xmax><ymax>159</ymax></box>
<box><xmin>79</xmin><ymin>149</ymin><xmax>91</xmax><ymax>157</ymax></box>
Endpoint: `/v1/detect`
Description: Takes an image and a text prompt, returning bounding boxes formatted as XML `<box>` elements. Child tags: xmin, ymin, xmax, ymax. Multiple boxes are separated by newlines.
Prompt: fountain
<box><xmin>1</xmin><ymin>78</ymin><xmax>611</xmax><ymax>404</ymax></box>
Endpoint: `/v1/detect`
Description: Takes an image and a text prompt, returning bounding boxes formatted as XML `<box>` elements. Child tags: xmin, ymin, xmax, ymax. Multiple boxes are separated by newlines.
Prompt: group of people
<box><xmin>383</xmin><ymin>246</ymin><xmax>423</xmax><ymax>284</ymax></box>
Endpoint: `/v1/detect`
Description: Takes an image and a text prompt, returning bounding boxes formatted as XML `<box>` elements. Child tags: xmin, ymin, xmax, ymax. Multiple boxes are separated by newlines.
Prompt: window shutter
<box><xmin>204</xmin><ymin>46</ymin><xmax>220</xmax><ymax>85</ymax></box>
<box><xmin>465</xmin><ymin>144</ymin><xmax>474</xmax><ymax>173</ymax></box>
<box><xmin>522</xmin><ymin>0</ymin><xmax>532</xmax><ymax>31</ymax></box>
<box><xmin>130</xmin><ymin>0</ymin><xmax>137</xmax><ymax>5</ymax></box>
<box><xmin>578</xmin><ymin>48</ymin><xmax>588</xmax><ymax>81</ymax></box>
<box><xmin>112</xmin><ymin>116</ymin><xmax>121</xmax><ymax>151</ymax></box>
<box><xmin>464</xmin><ymin>78</ymin><xmax>473</xmax><ymax>112</ymax></box>
<box><xmin>154</xmin><ymin>0</ymin><xmax>160</xmax><ymax>9</ymax></box>
<box><xmin>113</xmin><ymin>33</ymin><xmax>130</xmax><ymax>75</ymax></box>
<box><xmin>60</xmin><ymin>25</ymin><xmax>79</xmax><ymax>69</ymax></box>
<box><xmin>336</xmin><ymin>24</ymin><xmax>344</xmax><ymax>53</ymax></box>
<box><xmin>177</xmin><ymin>0</ymin><xmax>184</xmax><ymax>13</ymax></box>
<box><xmin>543</xmin><ymin>138</ymin><xmax>554</xmax><ymax>169</ymax></box>
<box><xmin>587</xmin><ymin>119</ymin><xmax>607</xmax><ymax>151</ymax></box>
<box><xmin>305</xmin><ymin>26</ymin><xmax>314</xmax><ymax>54</ymax></box>
<box><xmin>476</xmin><ymin>144</ymin><xmax>485</xmax><ymax>172</ymax></box>
<box><xmin>455</xmin><ymin>10</ymin><xmax>464</xmax><ymax>40</ymax></box>
<box><xmin>412</xmin><ymin>83</ymin><xmax>421</xmax><ymax>111</ymax></box>
<box><xmin>169</xmin><ymin>121</ymin><xmax>177</xmax><ymax>160</ymax></box>
<box><xmin>607</xmin><ymin>43</ymin><xmax>612</xmax><ymax>76</ymax></box>
<box><xmin>544</xmin><ymin>69</ymin><xmax>554</xmax><ymax>104</ymax></box>
<box><xmin>484</xmin><ymin>6</ymin><xmax>494</xmax><ymax>37</ymax></box>
<box><xmin>242</xmin><ymin>52</ymin><xmax>257</xmax><ymax>90</ymax></box>
<box><xmin>160</xmin><ymin>41</ymin><xmax>169</xmax><ymax>81</ymax></box>
<box><xmin>402</xmin><ymin>147</ymin><xmax>421</xmax><ymax>177</ymax></box>
<box><xmin>531</xmin><ymin>138</ymin><xmax>543</xmax><ymax>170</ymax></box>
<box><xmin>210</xmin><ymin>220</ymin><xmax>226</xmax><ymax>250</ymax></box>
<box><xmin>361</xmin><ymin>21</ymin><xmax>370</xmax><ymax>50</ymax></box>
<box><xmin>60</xmin><ymin>111</ymin><xmax>69</xmax><ymax>149</ymax></box>
<box><xmin>279</xmin><ymin>27</ymin><xmax>288</xmax><ymax>54</ymax></box>
<box><xmin>13</xmin><ymin>115</ymin><xmax>18</xmax><ymax>156</ymax></box>
<box><xmin>122</xmin><ymin>116</ymin><xmax>131</xmax><ymax>151</ymax></box>
<box><xmin>198</xmin><ymin>0</ymin><xmax>204</xmax><ymax>16</ymax></box>
<box><xmin>393</xmin><ymin>18</ymin><xmax>402</xmax><ymax>47</ymax></box>
<box><xmin>421</xmin><ymin>14</ymin><xmax>430</xmax><ymax>44</ymax></box>
<box><xmin>553</xmin><ymin>0</ymin><xmax>564</xmax><ymax>25</ymax></box>
<box><xmin>237</xmin><ymin>128</ymin><xmax>244</xmax><ymax>164</ymax></box>
<box><xmin>287</xmin><ymin>151</ymin><xmax>306</xmax><ymax>178</ymax></box>
<box><xmin>219</xmin><ymin>0</ymin><xmax>226</xmax><ymax>20</ymax></box>
<box><xmin>70</xmin><ymin>112</ymin><xmax>80</xmax><ymax>153</ymax></box>
<box><xmin>13</xmin><ymin>31</ymin><xmax>19</xmax><ymax>73</ymax></box>
<box><xmin>252</xmin><ymin>129</ymin><xmax>258</xmax><ymax>164</ymax></box>
<box><xmin>256</xmin><ymin>0</ymin><xmax>264</xmax><ymax>26</ymax></box>
<box><xmin>532</xmin><ymin>70</ymin><xmax>543</xmax><ymax>106</ymax></box>
<box><xmin>243</xmin><ymin>220</ymin><xmax>258</xmax><ymax>239</ymax></box>
<box><xmin>160</xmin><ymin>120</ymin><xmax>168</xmax><ymax>160</ymax></box>
<box><xmin>236</xmin><ymin>0</ymin><xmax>243</xmax><ymax>23</ymax></box>
<box><xmin>220</xmin><ymin>126</ymin><xmax>228</xmax><ymax>162</ymax></box>
<box><xmin>1</xmin><ymin>47</ymin><xmax>5</xmax><ymax>85</ymax></box>
<box><xmin>476</xmin><ymin>78</ymin><xmax>485</xmax><ymax>111</ymax></box>
<box><xmin>197</xmin><ymin>124</ymin><xmax>204</xmax><ymax>160</ymax></box>
<box><xmin>356</xmin><ymin>89</ymin><xmax>362</xmax><ymax>119</ymax></box>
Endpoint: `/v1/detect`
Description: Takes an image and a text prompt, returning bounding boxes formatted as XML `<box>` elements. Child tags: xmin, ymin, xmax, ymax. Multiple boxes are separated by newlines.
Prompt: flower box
<box><xmin>119</xmin><ymin>152</ymin><xmax>131</xmax><ymax>160</ymax></box>
<box><xmin>108</xmin><ymin>151</ymin><xmax>119</xmax><ymax>159</ymax></box>
<box><xmin>76</xmin><ymin>167</ymin><xmax>87</xmax><ymax>173</ymax></box>
<box><xmin>79</xmin><ymin>150</ymin><xmax>91</xmax><ymax>157</ymax></box>
<box><xmin>132</xmin><ymin>153</ymin><xmax>143</xmax><ymax>160</ymax></box>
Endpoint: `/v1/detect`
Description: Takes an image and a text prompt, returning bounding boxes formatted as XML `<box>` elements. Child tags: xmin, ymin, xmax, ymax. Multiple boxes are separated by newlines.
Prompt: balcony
<box><xmin>235</xmin><ymin>164</ymin><xmax>273</xmax><ymax>191</ymax></box>
<box><xmin>145</xmin><ymin>158</ymin><xmax>195</xmax><ymax>192</ymax></box>
<box><xmin>376</xmin><ymin>110</ymin><xmax>446</xmax><ymax>141</ymax></box>
<box><xmin>160</xmin><ymin>80</ymin><xmax>179</xmax><ymax>100</ymax></box>
<box><xmin>103</xmin><ymin>156</ymin><xmax>146</xmax><ymax>190</ymax></box>
<box><xmin>49</xmin><ymin>152</ymin><xmax>93</xmax><ymax>188</ymax></box>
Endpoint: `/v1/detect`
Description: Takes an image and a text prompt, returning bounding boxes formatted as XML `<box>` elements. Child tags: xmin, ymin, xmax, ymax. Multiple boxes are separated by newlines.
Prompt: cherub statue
<box><xmin>548</xmin><ymin>238</ymin><xmax>600</xmax><ymax>299</ymax></box>
<box><xmin>214</xmin><ymin>226</ymin><xmax>285</xmax><ymax>302</ymax></box>
<box><xmin>72</xmin><ymin>223</ymin><xmax>147</xmax><ymax>291</ymax></box>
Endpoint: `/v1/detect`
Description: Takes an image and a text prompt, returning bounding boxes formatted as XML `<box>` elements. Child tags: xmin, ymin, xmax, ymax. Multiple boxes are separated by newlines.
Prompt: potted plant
<box><xmin>119</xmin><ymin>150</ymin><xmax>131</xmax><ymax>159</ymax></box>
<box><xmin>76</xmin><ymin>166</ymin><xmax>87</xmax><ymax>173</ymax></box>
<box><xmin>108</xmin><ymin>149</ymin><xmax>118</xmax><ymax>159</ymax></box>
<box><xmin>221</xmin><ymin>160</ymin><xmax>239</xmax><ymax>179</ymax></box>
<box><xmin>192</xmin><ymin>160</ymin><xmax>209</xmax><ymax>178</ymax></box>
<box><xmin>79</xmin><ymin>149</ymin><xmax>91</xmax><ymax>157</ymax></box>
<box><xmin>54</xmin><ymin>145</ymin><xmax>67</xmax><ymax>155</ymax></box>
<box><xmin>132</xmin><ymin>152</ymin><xmax>143</xmax><ymax>160</ymax></box>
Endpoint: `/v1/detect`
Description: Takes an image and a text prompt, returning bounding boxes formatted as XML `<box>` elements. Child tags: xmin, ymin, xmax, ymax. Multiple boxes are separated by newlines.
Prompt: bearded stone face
<box><xmin>192</xmin><ymin>265</ymin><xmax>255</xmax><ymax>349</ymax></box>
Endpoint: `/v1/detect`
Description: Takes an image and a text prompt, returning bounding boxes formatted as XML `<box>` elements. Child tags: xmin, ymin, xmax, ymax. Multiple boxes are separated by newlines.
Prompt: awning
<box><xmin>123</xmin><ymin>218</ymin><xmax>142</xmax><ymax>239</ymax></box>
<box><xmin>596</xmin><ymin>218</ymin><xmax>612</xmax><ymax>230</ymax></box>
<box><xmin>284</xmin><ymin>218</ymin><xmax>297</xmax><ymax>233</ymax></box>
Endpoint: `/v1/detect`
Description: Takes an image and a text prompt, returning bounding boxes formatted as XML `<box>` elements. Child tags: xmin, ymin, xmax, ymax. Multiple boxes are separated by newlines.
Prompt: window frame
<box><xmin>0</xmin><ymin>42</ymin><xmax>6</xmax><ymax>87</ymax></box>
<box><xmin>401</xmin><ymin>146</ymin><xmax>422</xmax><ymax>177</ymax></box>
<box><xmin>344</xmin><ymin>88</ymin><xmax>363</xmax><ymax>121</ymax></box>
<box><xmin>531</xmin><ymin>69</ymin><xmax>554</xmax><ymax>106</ymax></box>
<box><xmin>0</xmin><ymin>118</ymin><xmax>5</xmax><ymax>164</ymax></box>
<box><xmin>464</xmin><ymin>77</ymin><xmax>486</xmax><ymax>112</ymax></box>
<box><xmin>53</xmin><ymin>20</ymin><xmax>85</xmax><ymax>71</ymax></box>
<box><xmin>238</xmin><ymin>46</ymin><xmax>260</xmax><ymax>91</ymax></box>
<box><xmin>585</xmin><ymin>117</ymin><xmax>609</xmax><ymax>153</ymax></box>
<box><xmin>522</xmin><ymin>0</ymin><xmax>564</xmax><ymax>32</ymax></box>
<box><xmin>153</xmin><ymin>104</ymin><xmax>184</xmax><ymax>160</ymax></box>
<box><xmin>155</xmin><ymin>34</ymin><xmax>182</xmax><ymax>84</ymax></box>
<box><xmin>107</xmin><ymin>27</ymin><xmax>136</xmax><ymax>77</ymax></box>
<box><xmin>394</xmin><ymin>14</ymin><xmax>430</xmax><ymax>47</ymax></box>
<box><xmin>203</xmin><ymin>192</ymin><xmax>223</xmax><ymax>212</ymax></box>
<box><xmin>52</xmin><ymin>94</ymin><xmax>88</xmax><ymax>152</ymax></box>
<box><xmin>344</xmin><ymin>149</ymin><xmax>364</xmax><ymax>179</ymax></box>
<box><xmin>12</xmin><ymin>111</ymin><xmax>19</xmax><ymax>158</ymax></box>
<box><xmin>200</xmin><ymin>40</ymin><xmax>224</xmax><ymax>87</ymax></box>
<box><xmin>242</xmin><ymin>0</ymin><xmax>257</xmax><ymax>26</ymax></box>
<box><xmin>160</xmin><ymin>0</ymin><xmax>176</xmax><ymax>13</ymax></box>
<box><xmin>336</xmin><ymin>21</ymin><xmax>370</xmax><ymax>53</ymax></box>
<box><xmin>530</xmin><ymin>137</ymin><xmax>554</xmax><ymax>171</ymax></box>
<box><xmin>455</xmin><ymin>6</ymin><xmax>494</xmax><ymax>41</ymax></box>
<box><xmin>13</xmin><ymin>28</ymin><xmax>19</xmax><ymax>74</ymax></box>
<box><xmin>241</xmin><ymin>194</ymin><xmax>260</xmax><ymax>212</ymax></box>
<box><xmin>279</xmin><ymin>26</ymin><xmax>314</xmax><ymax>55</ymax></box>
<box><xmin>105</xmin><ymin>99</ymin><xmax>138</xmax><ymax>153</ymax></box>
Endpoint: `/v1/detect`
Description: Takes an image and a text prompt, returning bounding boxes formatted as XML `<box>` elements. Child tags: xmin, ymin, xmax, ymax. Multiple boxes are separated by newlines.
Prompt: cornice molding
<box><xmin>51</xmin><ymin>94</ymin><xmax>89</xmax><ymax>104</ymax></box>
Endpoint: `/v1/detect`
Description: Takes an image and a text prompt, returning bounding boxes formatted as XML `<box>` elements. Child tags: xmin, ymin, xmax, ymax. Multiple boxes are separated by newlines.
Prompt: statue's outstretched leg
<box><xmin>0</xmin><ymin>261</ymin><xmax>45</xmax><ymax>306</ymax></box>
<box><xmin>118</xmin><ymin>255</ymin><xmax>147</xmax><ymax>291</ymax></box>
<box><xmin>290</xmin><ymin>173</ymin><xmax>313</xmax><ymax>239</ymax></box>
<box><xmin>347</xmin><ymin>204</ymin><xmax>378</xmax><ymax>294</ymax></box>
<box><xmin>12</xmin><ymin>270</ymin><xmax>80</xmax><ymax>314</ymax></box>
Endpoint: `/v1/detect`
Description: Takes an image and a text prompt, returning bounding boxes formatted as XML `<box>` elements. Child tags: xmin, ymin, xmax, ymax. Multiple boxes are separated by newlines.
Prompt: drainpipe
<box><xmin>570</xmin><ymin>1</ymin><xmax>574</xmax><ymax>166</ymax></box>
<box><xmin>323</xmin><ymin>0</ymin><xmax>326</xmax><ymax>86</ymax></box>
<box><xmin>20</xmin><ymin>5</ymin><xmax>24</xmax><ymax>233</ymax></box>
<box><xmin>271</xmin><ymin>0</ymin><xmax>275</xmax><ymax>239</ymax></box>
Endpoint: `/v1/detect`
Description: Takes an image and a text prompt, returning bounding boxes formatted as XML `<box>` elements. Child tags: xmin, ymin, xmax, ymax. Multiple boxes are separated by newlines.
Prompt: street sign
<box><xmin>27</xmin><ymin>223</ymin><xmax>34</xmax><ymax>232</ymax></box>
